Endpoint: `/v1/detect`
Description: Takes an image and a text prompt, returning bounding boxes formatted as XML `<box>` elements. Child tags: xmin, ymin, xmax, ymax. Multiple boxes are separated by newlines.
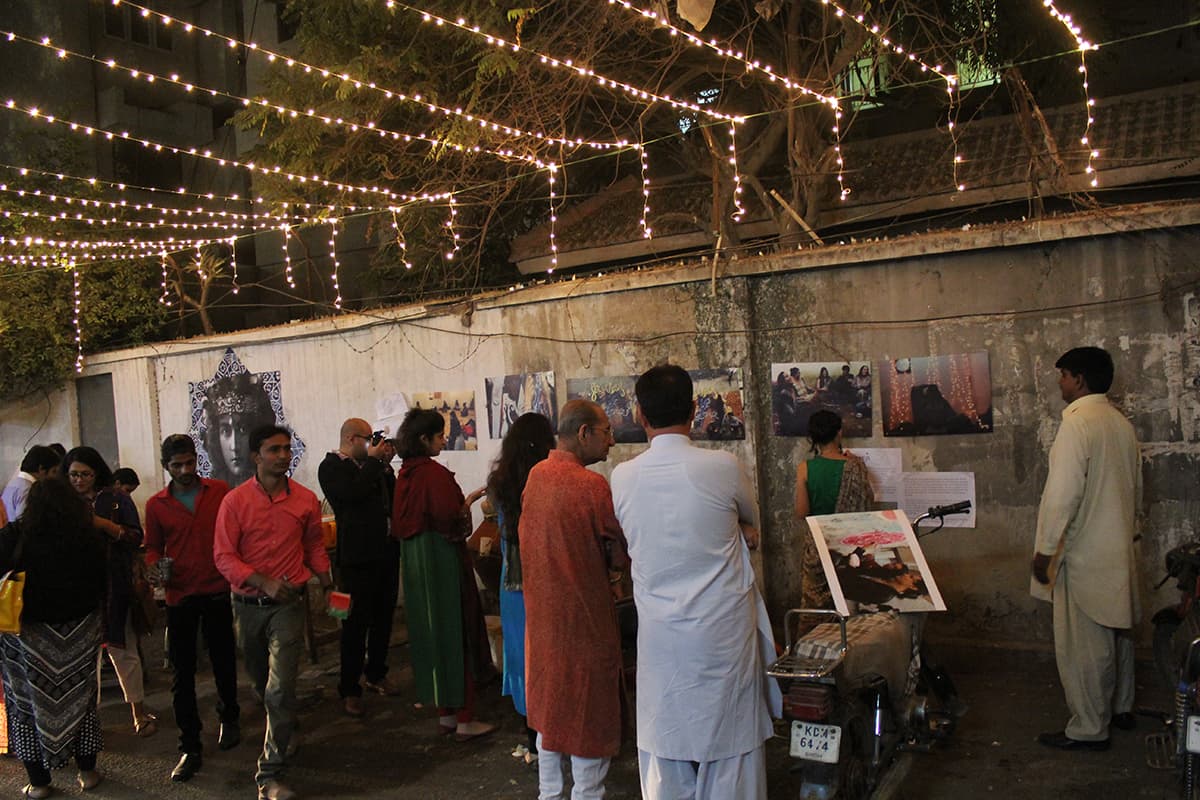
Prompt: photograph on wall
<box><xmin>410</xmin><ymin>391</ymin><xmax>478</xmax><ymax>451</ymax></box>
<box><xmin>807</xmin><ymin>510</ymin><xmax>946</xmax><ymax>616</ymax></box>
<box><xmin>770</xmin><ymin>361</ymin><xmax>872</xmax><ymax>438</ymax></box>
<box><xmin>485</xmin><ymin>371</ymin><xmax>557</xmax><ymax>439</ymax></box>
<box><xmin>879</xmin><ymin>352</ymin><xmax>993</xmax><ymax>437</ymax></box>
<box><xmin>188</xmin><ymin>347</ymin><xmax>305</xmax><ymax>488</ymax></box>
<box><xmin>689</xmin><ymin>368</ymin><xmax>746</xmax><ymax>441</ymax></box>
<box><xmin>566</xmin><ymin>376</ymin><xmax>646</xmax><ymax>443</ymax></box>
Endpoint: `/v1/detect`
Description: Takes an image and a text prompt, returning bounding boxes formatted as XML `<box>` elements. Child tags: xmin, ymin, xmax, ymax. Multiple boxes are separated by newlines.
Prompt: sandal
<box><xmin>21</xmin><ymin>785</ymin><xmax>53</xmax><ymax>800</ymax></box>
<box><xmin>134</xmin><ymin>713</ymin><xmax>158</xmax><ymax>737</ymax></box>
<box><xmin>511</xmin><ymin>744</ymin><xmax>530</xmax><ymax>759</ymax></box>
<box><xmin>77</xmin><ymin>770</ymin><xmax>103</xmax><ymax>791</ymax></box>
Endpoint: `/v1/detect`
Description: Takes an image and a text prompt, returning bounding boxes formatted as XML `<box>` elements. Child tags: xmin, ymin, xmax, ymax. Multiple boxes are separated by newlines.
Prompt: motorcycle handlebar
<box><xmin>928</xmin><ymin>500</ymin><xmax>972</xmax><ymax>518</ymax></box>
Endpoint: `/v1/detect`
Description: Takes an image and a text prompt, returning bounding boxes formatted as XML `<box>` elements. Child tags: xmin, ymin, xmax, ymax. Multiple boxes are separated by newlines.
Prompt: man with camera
<box><xmin>318</xmin><ymin>418</ymin><xmax>401</xmax><ymax>717</ymax></box>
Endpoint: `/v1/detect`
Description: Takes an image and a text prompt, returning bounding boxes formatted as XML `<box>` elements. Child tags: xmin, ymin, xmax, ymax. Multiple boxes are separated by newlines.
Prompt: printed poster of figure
<box><xmin>807</xmin><ymin>510</ymin><xmax>946</xmax><ymax>616</ymax></box>
<box><xmin>879</xmin><ymin>352</ymin><xmax>993</xmax><ymax>437</ymax></box>
<box><xmin>566</xmin><ymin>377</ymin><xmax>646</xmax><ymax>444</ymax></box>
<box><xmin>485</xmin><ymin>371</ymin><xmax>557</xmax><ymax>439</ymax></box>
<box><xmin>188</xmin><ymin>347</ymin><xmax>305</xmax><ymax>487</ymax></box>
<box><xmin>771</xmin><ymin>361</ymin><xmax>872</xmax><ymax>438</ymax></box>
<box><xmin>689</xmin><ymin>368</ymin><xmax>746</xmax><ymax>441</ymax></box>
<box><xmin>410</xmin><ymin>391</ymin><xmax>478</xmax><ymax>451</ymax></box>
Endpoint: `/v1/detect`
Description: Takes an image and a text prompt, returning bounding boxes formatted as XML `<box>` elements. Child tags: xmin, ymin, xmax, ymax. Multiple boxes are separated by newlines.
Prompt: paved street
<box><xmin>0</xmin><ymin>625</ymin><xmax>1185</xmax><ymax>799</ymax></box>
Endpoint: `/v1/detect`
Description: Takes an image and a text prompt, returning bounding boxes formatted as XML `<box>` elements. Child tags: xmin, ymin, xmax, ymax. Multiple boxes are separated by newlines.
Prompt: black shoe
<box><xmin>1037</xmin><ymin>731</ymin><xmax>1110</xmax><ymax>751</ymax></box>
<box><xmin>1111</xmin><ymin>712</ymin><xmax>1136</xmax><ymax>731</ymax></box>
<box><xmin>218</xmin><ymin>722</ymin><xmax>241</xmax><ymax>751</ymax></box>
<box><xmin>170</xmin><ymin>752</ymin><xmax>202</xmax><ymax>782</ymax></box>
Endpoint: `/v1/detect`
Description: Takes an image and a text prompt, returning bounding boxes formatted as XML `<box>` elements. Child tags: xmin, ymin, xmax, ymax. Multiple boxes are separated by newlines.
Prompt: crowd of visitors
<box><xmin>0</xmin><ymin>344</ymin><xmax>1141</xmax><ymax>797</ymax></box>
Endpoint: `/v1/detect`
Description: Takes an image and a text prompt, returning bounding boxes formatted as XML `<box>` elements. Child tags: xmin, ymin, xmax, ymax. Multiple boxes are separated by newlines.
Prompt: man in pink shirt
<box><xmin>145</xmin><ymin>434</ymin><xmax>240</xmax><ymax>783</ymax></box>
<box><xmin>214</xmin><ymin>425</ymin><xmax>332</xmax><ymax>800</ymax></box>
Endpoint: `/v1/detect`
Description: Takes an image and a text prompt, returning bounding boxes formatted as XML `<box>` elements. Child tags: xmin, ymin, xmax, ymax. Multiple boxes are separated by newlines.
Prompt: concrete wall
<box><xmin>3</xmin><ymin>208</ymin><xmax>1198</xmax><ymax>646</ymax></box>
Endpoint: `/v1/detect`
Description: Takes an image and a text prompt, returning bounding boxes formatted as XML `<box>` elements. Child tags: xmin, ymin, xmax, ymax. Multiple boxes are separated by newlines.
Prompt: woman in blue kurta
<box><xmin>486</xmin><ymin>412</ymin><xmax>555</xmax><ymax>763</ymax></box>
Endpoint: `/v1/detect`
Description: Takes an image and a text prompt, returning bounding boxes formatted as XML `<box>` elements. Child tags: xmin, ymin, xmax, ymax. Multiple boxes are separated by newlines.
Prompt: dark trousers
<box><xmin>338</xmin><ymin>553</ymin><xmax>401</xmax><ymax>698</ymax></box>
<box><xmin>24</xmin><ymin>753</ymin><xmax>95</xmax><ymax>787</ymax></box>
<box><xmin>168</xmin><ymin>592</ymin><xmax>240</xmax><ymax>753</ymax></box>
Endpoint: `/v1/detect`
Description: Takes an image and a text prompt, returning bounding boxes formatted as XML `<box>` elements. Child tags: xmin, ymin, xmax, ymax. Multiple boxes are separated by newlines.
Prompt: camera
<box><xmin>371</xmin><ymin>431</ymin><xmax>386</xmax><ymax>445</ymax></box>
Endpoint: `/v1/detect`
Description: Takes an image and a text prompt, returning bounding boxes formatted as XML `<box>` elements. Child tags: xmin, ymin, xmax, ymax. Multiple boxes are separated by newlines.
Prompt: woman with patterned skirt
<box><xmin>0</xmin><ymin>478</ymin><xmax>108</xmax><ymax>797</ymax></box>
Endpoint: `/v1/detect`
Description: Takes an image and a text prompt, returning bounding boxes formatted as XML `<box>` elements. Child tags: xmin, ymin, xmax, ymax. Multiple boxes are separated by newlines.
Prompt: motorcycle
<box><xmin>767</xmin><ymin>501</ymin><xmax>971</xmax><ymax>800</ymax></box>
<box><xmin>1147</xmin><ymin>541</ymin><xmax>1200</xmax><ymax>796</ymax></box>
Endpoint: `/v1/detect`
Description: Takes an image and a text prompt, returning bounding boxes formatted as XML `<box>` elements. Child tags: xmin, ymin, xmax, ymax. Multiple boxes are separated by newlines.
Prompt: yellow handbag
<box><xmin>0</xmin><ymin>569</ymin><xmax>24</xmax><ymax>634</ymax></box>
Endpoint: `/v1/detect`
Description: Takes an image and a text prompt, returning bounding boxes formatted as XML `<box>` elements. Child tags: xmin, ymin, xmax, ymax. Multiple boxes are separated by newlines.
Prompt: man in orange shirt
<box><xmin>214</xmin><ymin>425</ymin><xmax>332</xmax><ymax>800</ymax></box>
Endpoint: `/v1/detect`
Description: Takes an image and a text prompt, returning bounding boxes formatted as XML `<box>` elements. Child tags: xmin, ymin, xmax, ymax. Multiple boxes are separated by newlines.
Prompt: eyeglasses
<box><xmin>350</xmin><ymin>433</ymin><xmax>371</xmax><ymax>442</ymax></box>
<box><xmin>68</xmin><ymin>470</ymin><xmax>95</xmax><ymax>480</ymax></box>
<box><xmin>589</xmin><ymin>425</ymin><xmax>613</xmax><ymax>438</ymax></box>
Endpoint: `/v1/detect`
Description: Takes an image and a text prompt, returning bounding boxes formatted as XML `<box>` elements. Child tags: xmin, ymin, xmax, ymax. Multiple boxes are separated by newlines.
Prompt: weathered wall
<box><xmin>3</xmin><ymin>213</ymin><xmax>1197</xmax><ymax>646</ymax></box>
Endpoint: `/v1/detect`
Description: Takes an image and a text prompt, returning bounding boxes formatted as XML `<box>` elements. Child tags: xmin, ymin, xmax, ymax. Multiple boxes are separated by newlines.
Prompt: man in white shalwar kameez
<box><xmin>1032</xmin><ymin>346</ymin><xmax>1141</xmax><ymax>751</ymax></box>
<box><xmin>612</xmin><ymin>365</ymin><xmax>781</xmax><ymax>800</ymax></box>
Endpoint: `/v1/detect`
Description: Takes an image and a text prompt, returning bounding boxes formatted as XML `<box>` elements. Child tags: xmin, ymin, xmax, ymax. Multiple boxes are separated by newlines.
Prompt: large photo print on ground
<box><xmin>807</xmin><ymin>510</ymin><xmax>946</xmax><ymax>616</ymax></box>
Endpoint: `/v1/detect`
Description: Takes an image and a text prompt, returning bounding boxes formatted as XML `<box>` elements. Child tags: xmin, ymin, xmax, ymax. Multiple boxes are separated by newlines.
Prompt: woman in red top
<box><xmin>391</xmin><ymin>409</ymin><xmax>496</xmax><ymax>741</ymax></box>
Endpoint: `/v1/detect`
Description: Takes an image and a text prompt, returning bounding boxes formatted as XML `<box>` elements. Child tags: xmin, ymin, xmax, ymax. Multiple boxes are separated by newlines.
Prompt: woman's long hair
<box><xmin>487</xmin><ymin>413</ymin><xmax>555</xmax><ymax>542</ymax></box>
<box><xmin>20</xmin><ymin>477</ymin><xmax>93</xmax><ymax>540</ymax></box>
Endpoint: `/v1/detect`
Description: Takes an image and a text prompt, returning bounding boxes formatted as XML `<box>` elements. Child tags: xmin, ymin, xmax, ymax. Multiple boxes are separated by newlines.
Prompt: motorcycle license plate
<box><xmin>1187</xmin><ymin>716</ymin><xmax>1200</xmax><ymax>754</ymax></box>
<box><xmin>790</xmin><ymin>720</ymin><xmax>841</xmax><ymax>763</ymax></box>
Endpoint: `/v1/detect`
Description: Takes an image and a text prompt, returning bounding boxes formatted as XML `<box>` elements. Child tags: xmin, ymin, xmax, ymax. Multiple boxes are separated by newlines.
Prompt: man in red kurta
<box><xmin>521</xmin><ymin>399</ymin><xmax>628</xmax><ymax>800</ymax></box>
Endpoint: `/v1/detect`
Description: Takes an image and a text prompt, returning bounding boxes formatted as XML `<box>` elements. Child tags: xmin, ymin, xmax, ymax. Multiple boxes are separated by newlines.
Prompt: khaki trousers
<box><xmin>1053</xmin><ymin>572</ymin><xmax>1135</xmax><ymax>740</ymax></box>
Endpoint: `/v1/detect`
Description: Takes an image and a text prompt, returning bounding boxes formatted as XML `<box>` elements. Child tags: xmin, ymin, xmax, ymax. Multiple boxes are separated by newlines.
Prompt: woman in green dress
<box><xmin>794</xmin><ymin>410</ymin><xmax>875</xmax><ymax>609</ymax></box>
<box><xmin>391</xmin><ymin>409</ymin><xmax>496</xmax><ymax>741</ymax></box>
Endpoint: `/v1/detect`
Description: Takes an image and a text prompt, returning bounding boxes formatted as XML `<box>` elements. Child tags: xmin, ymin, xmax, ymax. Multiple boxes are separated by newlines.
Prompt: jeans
<box><xmin>338</xmin><ymin>554</ymin><xmax>400</xmax><ymax>698</ymax></box>
<box><xmin>168</xmin><ymin>592</ymin><xmax>240</xmax><ymax>753</ymax></box>
<box><xmin>233</xmin><ymin>597</ymin><xmax>305</xmax><ymax>786</ymax></box>
<box><xmin>537</xmin><ymin>732</ymin><xmax>610</xmax><ymax>800</ymax></box>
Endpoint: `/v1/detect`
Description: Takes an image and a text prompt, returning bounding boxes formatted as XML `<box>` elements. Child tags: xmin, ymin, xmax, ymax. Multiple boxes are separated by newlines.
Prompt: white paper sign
<box><xmin>900</xmin><ymin>472</ymin><xmax>976</xmax><ymax>528</ymax></box>
<box><xmin>846</xmin><ymin>448</ymin><xmax>903</xmax><ymax>505</ymax></box>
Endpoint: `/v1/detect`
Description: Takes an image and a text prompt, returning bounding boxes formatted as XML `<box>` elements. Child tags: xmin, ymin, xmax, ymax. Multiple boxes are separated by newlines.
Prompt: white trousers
<box><xmin>106</xmin><ymin>612</ymin><xmax>144</xmax><ymax>705</ymax></box>
<box><xmin>1053</xmin><ymin>574</ymin><xmax>1135</xmax><ymax>740</ymax></box>
<box><xmin>638</xmin><ymin>746</ymin><xmax>767</xmax><ymax>800</ymax></box>
<box><xmin>537</xmin><ymin>733</ymin><xmax>611</xmax><ymax>800</ymax></box>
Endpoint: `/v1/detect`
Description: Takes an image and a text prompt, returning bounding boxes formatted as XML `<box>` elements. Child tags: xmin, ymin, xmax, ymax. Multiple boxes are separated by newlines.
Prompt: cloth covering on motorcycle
<box><xmin>793</xmin><ymin>611</ymin><xmax>914</xmax><ymax>715</ymax></box>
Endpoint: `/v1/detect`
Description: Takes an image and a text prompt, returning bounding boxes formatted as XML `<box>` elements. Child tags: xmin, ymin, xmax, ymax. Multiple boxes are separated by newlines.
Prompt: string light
<box><xmin>195</xmin><ymin>242</ymin><xmax>206</xmax><ymax>281</ymax></box>
<box><xmin>0</xmin><ymin>161</ymin><xmax>387</xmax><ymax>218</ymax></box>
<box><xmin>444</xmin><ymin>195</ymin><xmax>460</xmax><ymax>262</ymax></box>
<box><xmin>639</xmin><ymin>145</ymin><xmax>652</xmax><ymax>239</ymax></box>
<box><xmin>328</xmin><ymin>219</ymin><xmax>342</xmax><ymax>309</ymax></box>
<box><xmin>280</xmin><ymin>224</ymin><xmax>296</xmax><ymax>287</ymax></box>
<box><xmin>390</xmin><ymin>208</ymin><xmax>412</xmax><ymax>270</ymax></box>
<box><xmin>728</xmin><ymin>124</ymin><xmax>744</xmax><ymax>221</ymax></box>
<box><xmin>110</xmin><ymin>0</ymin><xmax>634</xmax><ymax>152</ymax></box>
<box><xmin>0</xmin><ymin>201</ymin><xmax>290</xmax><ymax>235</ymax></box>
<box><xmin>1</xmin><ymin>98</ymin><xmax>429</xmax><ymax>204</ymax></box>
<box><xmin>159</xmin><ymin>250</ymin><xmax>172</xmax><ymax>305</ymax></box>
<box><xmin>2</xmin><ymin>234</ymin><xmax>210</xmax><ymax>252</ymax></box>
<box><xmin>1</xmin><ymin>30</ymin><xmax>560</xmax><ymax>172</ymax></box>
<box><xmin>1041</xmin><ymin>0</ymin><xmax>1100</xmax><ymax>186</ymax></box>
<box><xmin>396</xmin><ymin>3</ymin><xmax>745</xmax><ymax>126</ymax></box>
<box><xmin>547</xmin><ymin>166</ymin><xmax>558</xmax><ymax>272</ymax></box>
<box><xmin>228</xmin><ymin>236</ymin><xmax>239</xmax><ymax>293</ymax></box>
<box><xmin>71</xmin><ymin>260</ymin><xmax>83</xmax><ymax>372</ymax></box>
<box><xmin>818</xmin><ymin>0</ymin><xmax>960</xmax><ymax>191</ymax></box>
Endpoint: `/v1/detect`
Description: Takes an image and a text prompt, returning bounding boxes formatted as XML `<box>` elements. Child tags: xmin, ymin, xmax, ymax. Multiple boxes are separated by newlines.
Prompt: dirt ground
<box><xmin>0</xmin><ymin>620</ymin><xmax>1186</xmax><ymax>799</ymax></box>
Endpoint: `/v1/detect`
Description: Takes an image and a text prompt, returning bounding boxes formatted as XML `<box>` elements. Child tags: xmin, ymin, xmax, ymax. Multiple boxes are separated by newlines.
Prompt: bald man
<box><xmin>318</xmin><ymin>418</ymin><xmax>400</xmax><ymax>717</ymax></box>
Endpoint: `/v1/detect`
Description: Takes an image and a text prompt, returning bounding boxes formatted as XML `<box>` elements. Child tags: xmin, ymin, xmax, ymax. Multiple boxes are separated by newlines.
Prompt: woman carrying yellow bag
<box><xmin>0</xmin><ymin>478</ymin><xmax>108</xmax><ymax>798</ymax></box>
